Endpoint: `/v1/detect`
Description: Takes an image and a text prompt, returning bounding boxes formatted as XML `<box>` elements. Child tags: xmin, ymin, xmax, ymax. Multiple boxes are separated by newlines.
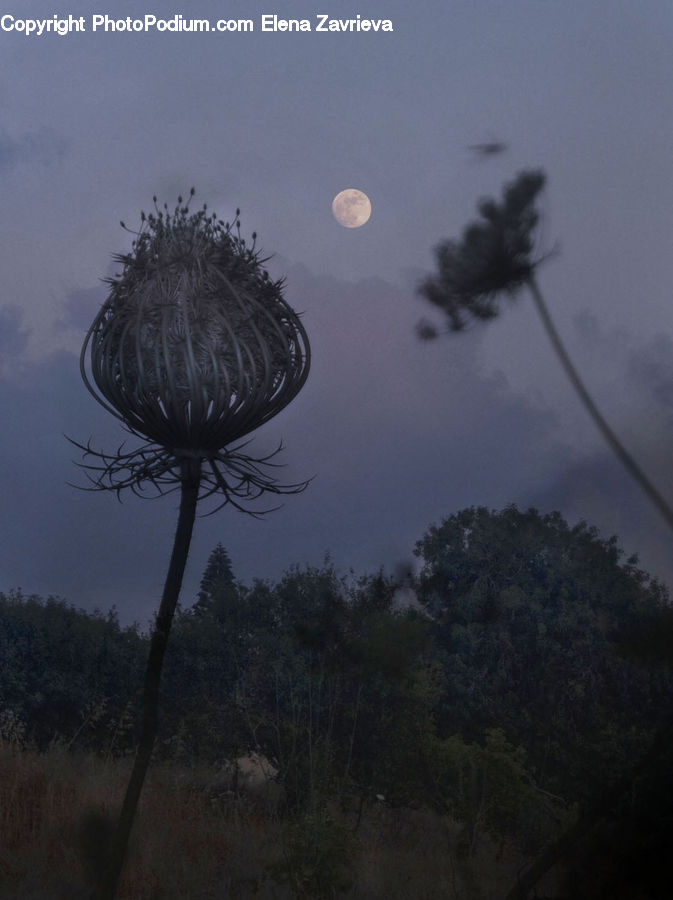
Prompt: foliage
<box><xmin>0</xmin><ymin>591</ymin><xmax>145</xmax><ymax>753</ymax></box>
<box><xmin>414</xmin><ymin>505</ymin><xmax>672</xmax><ymax>800</ymax></box>
<box><xmin>3</xmin><ymin>505</ymin><xmax>673</xmax><ymax>888</ymax></box>
<box><xmin>266</xmin><ymin>806</ymin><xmax>356</xmax><ymax>898</ymax></box>
<box><xmin>194</xmin><ymin>542</ymin><xmax>236</xmax><ymax>613</ymax></box>
<box><xmin>424</xmin><ymin>728</ymin><xmax>547</xmax><ymax>855</ymax></box>
<box><xmin>1</xmin><ymin>742</ymin><xmax>529</xmax><ymax>899</ymax></box>
<box><xmin>163</xmin><ymin>560</ymin><xmax>438</xmax><ymax>814</ymax></box>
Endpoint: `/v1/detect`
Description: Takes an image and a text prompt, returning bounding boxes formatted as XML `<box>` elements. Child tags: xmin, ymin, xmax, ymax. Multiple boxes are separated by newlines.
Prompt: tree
<box><xmin>414</xmin><ymin>505</ymin><xmax>673</xmax><ymax>896</ymax></box>
<box><xmin>203</xmin><ymin>564</ymin><xmax>439</xmax><ymax>816</ymax></box>
<box><xmin>161</xmin><ymin>557</ymin><xmax>273</xmax><ymax>763</ymax></box>
<box><xmin>415</xmin><ymin>506</ymin><xmax>672</xmax><ymax>800</ymax></box>
<box><xmin>72</xmin><ymin>192</ymin><xmax>310</xmax><ymax>898</ymax></box>
<box><xmin>0</xmin><ymin>591</ymin><xmax>145</xmax><ymax>753</ymax></box>
<box><xmin>418</xmin><ymin>170</ymin><xmax>673</xmax><ymax>532</ymax></box>
<box><xmin>195</xmin><ymin>543</ymin><xmax>236</xmax><ymax>613</ymax></box>
<box><xmin>424</xmin><ymin>728</ymin><xmax>542</xmax><ymax>857</ymax></box>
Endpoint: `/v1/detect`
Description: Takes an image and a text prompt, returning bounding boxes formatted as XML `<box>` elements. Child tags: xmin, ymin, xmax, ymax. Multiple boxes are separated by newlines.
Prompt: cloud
<box><xmin>0</xmin><ymin>333</ymin><xmax>175</xmax><ymax>626</ymax></box>
<box><xmin>0</xmin><ymin>125</ymin><xmax>67</xmax><ymax>172</ymax></box>
<box><xmin>527</xmin><ymin>315</ymin><xmax>673</xmax><ymax>591</ymax></box>
<box><xmin>57</xmin><ymin>286</ymin><xmax>107</xmax><ymax>333</ymax></box>
<box><xmin>0</xmin><ymin>268</ymin><xmax>669</xmax><ymax>627</ymax></box>
<box><xmin>0</xmin><ymin>305</ymin><xmax>30</xmax><ymax>358</ymax></box>
<box><xmin>532</xmin><ymin>449</ymin><xmax>673</xmax><ymax>593</ymax></box>
<box><xmin>626</xmin><ymin>331</ymin><xmax>673</xmax><ymax>423</ymax></box>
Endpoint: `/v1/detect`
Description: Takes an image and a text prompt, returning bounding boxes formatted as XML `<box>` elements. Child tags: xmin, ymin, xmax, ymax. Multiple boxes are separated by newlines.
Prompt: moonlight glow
<box><xmin>332</xmin><ymin>189</ymin><xmax>371</xmax><ymax>228</ymax></box>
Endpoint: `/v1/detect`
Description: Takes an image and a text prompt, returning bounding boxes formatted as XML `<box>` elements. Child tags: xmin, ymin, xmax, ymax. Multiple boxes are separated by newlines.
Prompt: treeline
<box><xmin>1</xmin><ymin>505</ymin><xmax>672</xmax><ymax>893</ymax></box>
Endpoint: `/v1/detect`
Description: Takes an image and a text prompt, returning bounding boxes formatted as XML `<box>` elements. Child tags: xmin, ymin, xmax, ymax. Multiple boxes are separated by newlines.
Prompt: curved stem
<box><xmin>505</xmin><ymin>278</ymin><xmax>673</xmax><ymax>899</ymax></box>
<box><xmin>97</xmin><ymin>458</ymin><xmax>201</xmax><ymax>899</ymax></box>
<box><xmin>527</xmin><ymin>275</ymin><xmax>673</xmax><ymax>532</ymax></box>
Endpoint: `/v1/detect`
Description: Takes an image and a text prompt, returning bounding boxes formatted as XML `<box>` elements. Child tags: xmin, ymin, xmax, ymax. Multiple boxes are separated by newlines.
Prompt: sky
<box><xmin>1</xmin><ymin>0</ymin><xmax>672</xmax><ymax>626</ymax></box>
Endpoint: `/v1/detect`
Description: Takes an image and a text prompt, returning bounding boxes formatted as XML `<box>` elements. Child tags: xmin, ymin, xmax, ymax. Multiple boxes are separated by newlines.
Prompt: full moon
<box><xmin>332</xmin><ymin>189</ymin><xmax>371</xmax><ymax>228</ymax></box>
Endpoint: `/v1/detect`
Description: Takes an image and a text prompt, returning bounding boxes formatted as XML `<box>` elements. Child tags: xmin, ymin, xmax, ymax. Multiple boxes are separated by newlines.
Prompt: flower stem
<box><xmin>505</xmin><ymin>278</ymin><xmax>673</xmax><ymax>897</ymax></box>
<box><xmin>527</xmin><ymin>275</ymin><xmax>673</xmax><ymax>532</ymax></box>
<box><xmin>97</xmin><ymin>458</ymin><xmax>201</xmax><ymax>899</ymax></box>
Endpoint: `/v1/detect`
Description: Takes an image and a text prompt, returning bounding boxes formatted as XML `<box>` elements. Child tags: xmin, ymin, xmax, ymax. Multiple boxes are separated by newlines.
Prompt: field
<box><xmin>0</xmin><ymin>741</ymin><xmax>546</xmax><ymax>899</ymax></box>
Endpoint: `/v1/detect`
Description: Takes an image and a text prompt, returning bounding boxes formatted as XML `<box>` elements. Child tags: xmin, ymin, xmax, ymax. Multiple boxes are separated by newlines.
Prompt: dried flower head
<box><xmin>74</xmin><ymin>190</ymin><xmax>310</xmax><ymax>513</ymax></box>
<box><xmin>418</xmin><ymin>170</ymin><xmax>550</xmax><ymax>331</ymax></box>
<box><xmin>417</xmin><ymin>169</ymin><xmax>673</xmax><ymax>537</ymax></box>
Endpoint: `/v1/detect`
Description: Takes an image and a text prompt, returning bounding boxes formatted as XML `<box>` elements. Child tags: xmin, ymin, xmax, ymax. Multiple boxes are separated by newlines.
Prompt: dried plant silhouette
<box><xmin>418</xmin><ymin>171</ymin><xmax>673</xmax><ymax>897</ymax></box>
<box><xmin>72</xmin><ymin>190</ymin><xmax>310</xmax><ymax>899</ymax></box>
<box><xmin>418</xmin><ymin>169</ymin><xmax>673</xmax><ymax>533</ymax></box>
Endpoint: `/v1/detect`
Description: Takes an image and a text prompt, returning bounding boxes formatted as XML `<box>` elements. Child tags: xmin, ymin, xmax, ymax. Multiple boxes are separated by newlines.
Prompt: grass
<box><xmin>0</xmin><ymin>741</ymin><xmax>549</xmax><ymax>899</ymax></box>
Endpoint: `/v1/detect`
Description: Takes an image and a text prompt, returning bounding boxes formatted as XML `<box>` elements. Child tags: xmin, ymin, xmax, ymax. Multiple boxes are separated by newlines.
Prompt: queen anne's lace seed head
<box><xmin>73</xmin><ymin>191</ymin><xmax>310</xmax><ymax>514</ymax></box>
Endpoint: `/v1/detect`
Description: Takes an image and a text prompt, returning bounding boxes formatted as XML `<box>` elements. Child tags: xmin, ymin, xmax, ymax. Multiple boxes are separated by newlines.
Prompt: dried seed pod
<box><xmin>75</xmin><ymin>194</ymin><xmax>310</xmax><ymax>511</ymax></box>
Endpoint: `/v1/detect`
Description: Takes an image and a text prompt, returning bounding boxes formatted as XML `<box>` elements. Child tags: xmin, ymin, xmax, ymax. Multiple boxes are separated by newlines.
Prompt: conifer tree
<box><xmin>195</xmin><ymin>543</ymin><xmax>235</xmax><ymax>613</ymax></box>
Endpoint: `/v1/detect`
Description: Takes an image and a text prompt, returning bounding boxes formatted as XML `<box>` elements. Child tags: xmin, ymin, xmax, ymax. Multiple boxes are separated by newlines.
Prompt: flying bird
<box><xmin>469</xmin><ymin>141</ymin><xmax>508</xmax><ymax>159</ymax></box>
